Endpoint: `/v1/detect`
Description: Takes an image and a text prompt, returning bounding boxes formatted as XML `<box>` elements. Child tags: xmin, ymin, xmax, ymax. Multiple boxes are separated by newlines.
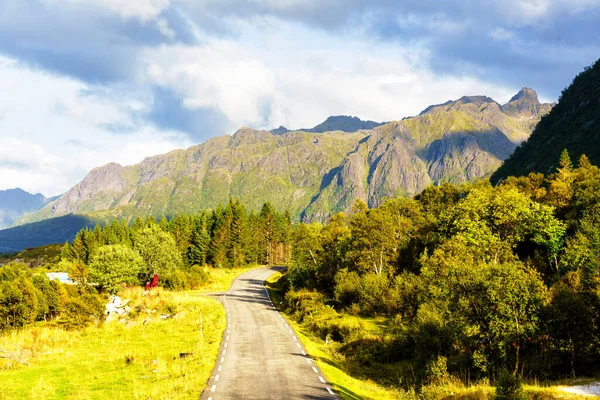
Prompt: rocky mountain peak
<box><xmin>501</xmin><ymin>87</ymin><xmax>551</xmax><ymax>118</ymax></box>
<box><xmin>508</xmin><ymin>87</ymin><xmax>540</xmax><ymax>104</ymax></box>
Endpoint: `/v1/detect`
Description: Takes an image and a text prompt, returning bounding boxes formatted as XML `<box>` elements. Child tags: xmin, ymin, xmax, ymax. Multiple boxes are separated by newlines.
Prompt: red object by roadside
<box><xmin>145</xmin><ymin>274</ymin><xmax>159</xmax><ymax>289</ymax></box>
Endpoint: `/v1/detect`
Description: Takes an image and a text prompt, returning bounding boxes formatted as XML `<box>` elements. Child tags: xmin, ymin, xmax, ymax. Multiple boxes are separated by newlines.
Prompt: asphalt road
<box><xmin>200</xmin><ymin>266</ymin><xmax>338</xmax><ymax>400</ymax></box>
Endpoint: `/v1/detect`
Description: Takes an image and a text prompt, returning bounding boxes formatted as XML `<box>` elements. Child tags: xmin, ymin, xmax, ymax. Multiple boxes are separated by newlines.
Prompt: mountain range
<box><xmin>15</xmin><ymin>88</ymin><xmax>550</xmax><ymax>233</ymax></box>
<box><xmin>0</xmin><ymin>188</ymin><xmax>57</xmax><ymax>230</ymax></box>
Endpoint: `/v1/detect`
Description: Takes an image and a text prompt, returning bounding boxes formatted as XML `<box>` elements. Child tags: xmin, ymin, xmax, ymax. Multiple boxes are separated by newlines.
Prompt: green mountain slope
<box><xmin>0</xmin><ymin>214</ymin><xmax>96</xmax><ymax>253</ymax></box>
<box><xmin>492</xmin><ymin>58</ymin><xmax>600</xmax><ymax>181</ymax></box>
<box><xmin>16</xmin><ymin>88</ymin><xmax>551</xmax><ymax>236</ymax></box>
<box><xmin>0</xmin><ymin>188</ymin><xmax>58</xmax><ymax>229</ymax></box>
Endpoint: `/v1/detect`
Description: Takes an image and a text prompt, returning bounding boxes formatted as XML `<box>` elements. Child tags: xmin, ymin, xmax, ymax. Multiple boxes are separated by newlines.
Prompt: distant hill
<box><xmin>14</xmin><ymin>88</ymin><xmax>551</xmax><ymax>238</ymax></box>
<box><xmin>0</xmin><ymin>214</ymin><xmax>96</xmax><ymax>253</ymax></box>
<box><xmin>493</xmin><ymin>59</ymin><xmax>600</xmax><ymax>181</ymax></box>
<box><xmin>0</xmin><ymin>188</ymin><xmax>58</xmax><ymax>229</ymax></box>
<box><xmin>271</xmin><ymin>115</ymin><xmax>384</xmax><ymax>135</ymax></box>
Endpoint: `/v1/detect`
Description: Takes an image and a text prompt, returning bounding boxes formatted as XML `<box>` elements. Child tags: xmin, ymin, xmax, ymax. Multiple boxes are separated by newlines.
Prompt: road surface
<box><xmin>200</xmin><ymin>266</ymin><xmax>338</xmax><ymax>400</ymax></box>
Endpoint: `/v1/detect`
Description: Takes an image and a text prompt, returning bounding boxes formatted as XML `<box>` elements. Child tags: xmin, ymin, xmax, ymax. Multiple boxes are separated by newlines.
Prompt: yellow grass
<box><xmin>191</xmin><ymin>265</ymin><xmax>260</xmax><ymax>293</ymax></box>
<box><xmin>0</xmin><ymin>288</ymin><xmax>225</xmax><ymax>400</ymax></box>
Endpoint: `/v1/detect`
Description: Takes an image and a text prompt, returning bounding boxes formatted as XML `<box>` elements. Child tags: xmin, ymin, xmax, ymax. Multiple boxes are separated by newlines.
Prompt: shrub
<box><xmin>0</xmin><ymin>281</ymin><xmax>31</xmax><ymax>331</ymax></box>
<box><xmin>304</xmin><ymin>307</ymin><xmax>362</xmax><ymax>342</ymax></box>
<box><xmin>495</xmin><ymin>369</ymin><xmax>524</xmax><ymax>400</ymax></box>
<box><xmin>185</xmin><ymin>266</ymin><xmax>209</xmax><ymax>289</ymax></box>
<box><xmin>60</xmin><ymin>297</ymin><xmax>103</xmax><ymax>330</ymax></box>
<box><xmin>284</xmin><ymin>289</ymin><xmax>326</xmax><ymax>321</ymax></box>
<box><xmin>358</xmin><ymin>273</ymin><xmax>390</xmax><ymax>314</ymax></box>
<box><xmin>426</xmin><ymin>356</ymin><xmax>450</xmax><ymax>385</ymax></box>
<box><xmin>89</xmin><ymin>244</ymin><xmax>144</xmax><ymax>294</ymax></box>
<box><xmin>334</xmin><ymin>269</ymin><xmax>361</xmax><ymax>307</ymax></box>
<box><xmin>32</xmin><ymin>275</ymin><xmax>60</xmax><ymax>319</ymax></box>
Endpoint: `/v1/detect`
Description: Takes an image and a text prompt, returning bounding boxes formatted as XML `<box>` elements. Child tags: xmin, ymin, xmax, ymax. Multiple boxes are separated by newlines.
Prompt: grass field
<box><xmin>190</xmin><ymin>265</ymin><xmax>259</xmax><ymax>294</ymax></box>
<box><xmin>265</xmin><ymin>272</ymin><xmax>593</xmax><ymax>400</ymax></box>
<box><xmin>0</xmin><ymin>266</ymin><xmax>258</xmax><ymax>400</ymax></box>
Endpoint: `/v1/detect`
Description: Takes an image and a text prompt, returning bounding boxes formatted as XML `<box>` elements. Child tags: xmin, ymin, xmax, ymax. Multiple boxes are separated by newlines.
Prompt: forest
<box><xmin>282</xmin><ymin>150</ymin><xmax>599</xmax><ymax>394</ymax></box>
<box><xmin>1</xmin><ymin>150</ymin><xmax>598</xmax><ymax>397</ymax></box>
<box><xmin>0</xmin><ymin>202</ymin><xmax>291</xmax><ymax>332</ymax></box>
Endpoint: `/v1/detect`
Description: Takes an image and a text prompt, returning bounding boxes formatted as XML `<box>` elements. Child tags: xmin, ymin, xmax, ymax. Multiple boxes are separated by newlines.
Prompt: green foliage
<box><xmin>89</xmin><ymin>245</ymin><xmax>144</xmax><ymax>294</ymax></box>
<box><xmin>59</xmin><ymin>295</ymin><xmax>104</xmax><ymax>331</ymax></box>
<box><xmin>134</xmin><ymin>226</ymin><xmax>183</xmax><ymax>286</ymax></box>
<box><xmin>0</xmin><ymin>261</ymin><xmax>104</xmax><ymax>333</ymax></box>
<box><xmin>284</xmin><ymin>153</ymin><xmax>600</xmax><ymax>391</ymax></box>
<box><xmin>495</xmin><ymin>369</ymin><xmax>524</xmax><ymax>400</ymax></box>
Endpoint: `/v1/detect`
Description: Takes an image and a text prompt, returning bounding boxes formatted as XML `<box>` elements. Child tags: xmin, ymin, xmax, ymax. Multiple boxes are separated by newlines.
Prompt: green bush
<box><xmin>426</xmin><ymin>356</ymin><xmax>450</xmax><ymax>385</ymax></box>
<box><xmin>60</xmin><ymin>296</ymin><xmax>103</xmax><ymax>330</ymax></box>
<box><xmin>0</xmin><ymin>281</ymin><xmax>32</xmax><ymax>331</ymax></box>
<box><xmin>32</xmin><ymin>275</ymin><xmax>60</xmax><ymax>319</ymax></box>
<box><xmin>358</xmin><ymin>273</ymin><xmax>390</xmax><ymax>314</ymax></box>
<box><xmin>284</xmin><ymin>289</ymin><xmax>327</xmax><ymax>322</ymax></box>
<box><xmin>184</xmin><ymin>266</ymin><xmax>209</xmax><ymax>289</ymax></box>
<box><xmin>89</xmin><ymin>244</ymin><xmax>144</xmax><ymax>294</ymax></box>
<box><xmin>304</xmin><ymin>307</ymin><xmax>362</xmax><ymax>342</ymax></box>
<box><xmin>334</xmin><ymin>269</ymin><xmax>361</xmax><ymax>307</ymax></box>
<box><xmin>495</xmin><ymin>369</ymin><xmax>524</xmax><ymax>400</ymax></box>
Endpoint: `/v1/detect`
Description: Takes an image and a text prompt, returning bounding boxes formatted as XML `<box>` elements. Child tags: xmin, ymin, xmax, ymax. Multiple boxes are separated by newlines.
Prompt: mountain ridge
<box><xmin>11</xmin><ymin>88</ymin><xmax>553</xmax><ymax>251</ymax></box>
<box><xmin>0</xmin><ymin>188</ymin><xmax>58</xmax><ymax>229</ymax></box>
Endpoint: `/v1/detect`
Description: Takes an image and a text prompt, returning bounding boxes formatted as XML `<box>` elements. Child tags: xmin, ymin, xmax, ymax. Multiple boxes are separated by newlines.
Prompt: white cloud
<box><xmin>0</xmin><ymin>56</ymin><xmax>189</xmax><ymax>196</ymax></box>
<box><xmin>141</xmin><ymin>41</ymin><xmax>277</xmax><ymax>129</ymax></box>
<box><xmin>138</xmin><ymin>22</ymin><xmax>518</xmax><ymax>131</ymax></box>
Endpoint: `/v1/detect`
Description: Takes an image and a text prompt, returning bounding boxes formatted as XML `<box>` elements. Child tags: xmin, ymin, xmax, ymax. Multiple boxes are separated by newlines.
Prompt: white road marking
<box><xmin>226</xmin><ymin>335</ymin><xmax>229</xmax><ymax>341</ymax></box>
<box><xmin>288</xmin><ymin>329</ymin><xmax>293</xmax><ymax>334</ymax></box>
<box><xmin>211</xmin><ymin>385</ymin><xmax>216</xmax><ymax>392</ymax></box>
<box><xmin>318</xmin><ymin>376</ymin><xmax>325</xmax><ymax>383</ymax></box>
<box><xmin>301</xmin><ymin>350</ymin><xmax>306</xmax><ymax>355</ymax></box>
<box><xmin>221</xmin><ymin>357</ymin><xmax>224</xmax><ymax>362</ymax></box>
<box><xmin>306</xmin><ymin>359</ymin><xmax>311</xmax><ymax>364</ymax></box>
<box><xmin>293</xmin><ymin>336</ymin><xmax>297</xmax><ymax>341</ymax></box>
<box><xmin>224</xmin><ymin>343</ymin><xmax>228</xmax><ymax>348</ymax></box>
<box><xmin>216</xmin><ymin>375</ymin><xmax>220</xmax><ymax>381</ymax></box>
<box><xmin>327</xmin><ymin>387</ymin><xmax>334</xmax><ymax>395</ymax></box>
<box><xmin>223</xmin><ymin>349</ymin><xmax>227</xmax><ymax>355</ymax></box>
<box><xmin>296</xmin><ymin>343</ymin><xmax>301</xmax><ymax>348</ymax></box>
<box><xmin>218</xmin><ymin>365</ymin><xmax>222</xmax><ymax>372</ymax></box>
<box><xmin>312</xmin><ymin>367</ymin><xmax>318</xmax><ymax>373</ymax></box>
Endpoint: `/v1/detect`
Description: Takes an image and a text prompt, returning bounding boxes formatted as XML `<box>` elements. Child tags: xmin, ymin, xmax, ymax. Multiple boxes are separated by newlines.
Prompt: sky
<box><xmin>0</xmin><ymin>0</ymin><xmax>599</xmax><ymax>196</ymax></box>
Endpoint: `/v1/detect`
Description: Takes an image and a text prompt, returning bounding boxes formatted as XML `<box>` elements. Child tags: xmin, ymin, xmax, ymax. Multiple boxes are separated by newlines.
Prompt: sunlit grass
<box><xmin>189</xmin><ymin>265</ymin><xmax>261</xmax><ymax>294</ymax></box>
<box><xmin>0</xmin><ymin>289</ymin><xmax>225</xmax><ymax>400</ymax></box>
